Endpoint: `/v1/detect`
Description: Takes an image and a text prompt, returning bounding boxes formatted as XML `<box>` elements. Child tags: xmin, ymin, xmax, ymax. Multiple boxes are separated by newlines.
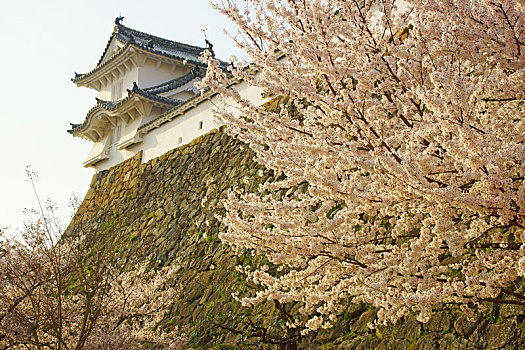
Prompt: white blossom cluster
<box><xmin>0</xmin><ymin>223</ymin><xmax>186</xmax><ymax>349</ymax></box>
<box><xmin>201</xmin><ymin>0</ymin><xmax>525</xmax><ymax>331</ymax></box>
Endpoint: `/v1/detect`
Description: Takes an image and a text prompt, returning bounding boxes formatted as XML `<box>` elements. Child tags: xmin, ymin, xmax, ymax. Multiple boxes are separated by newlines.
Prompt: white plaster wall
<box><xmin>119</xmin><ymin>117</ymin><xmax>143</xmax><ymax>143</ymax></box>
<box><xmin>98</xmin><ymin>88</ymin><xmax>112</xmax><ymax>101</ymax></box>
<box><xmin>97</xmin><ymin>62</ymin><xmax>191</xmax><ymax>102</ymax></box>
<box><xmin>122</xmin><ymin>66</ymin><xmax>139</xmax><ymax>93</ymax></box>
<box><xmin>140</xmin><ymin>108</ymin><xmax>164</xmax><ymax>126</ymax></box>
<box><xmin>91</xmin><ymin>117</ymin><xmax>142</xmax><ymax>172</ymax></box>
<box><xmin>168</xmin><ymin>90</ymin><xmax>195</xmax><ymax>101</ymax></box>
<box><xmin>84</xmin><ymin>136</ymin><xmax>110</xmax><ymax>166</ymax></box>
<box><xmin>89</xmin><ymin>80</ymin><xmax>266</xmax><ymax>172</ymax></box>
<box><xmin>138</xmin><ymin>62</ymin><xmax>190</xmax><ymax>88</ymax></box>
<box><xmin>99</xmin><ymin>37</ymin><xmax>123</xmax><ymax>65</ymax></box>
<box><xmin>93</xmin><ymin>143</ymin><xmax>141</xmax><ymax>172</ymax></box>
<box><xmin>141</xmin><ymin>97</ymin><xmax>220</xmax><ymax>163</ymax></box>
<box><xmin>227</xmin><ymin>80</ymin><xmax>266</xmax><ymax>110</ymax></box>
<box><xmin>142</xmin><ymin>81</ymin><xmax>265</xmax><ymax>163</ymax></box>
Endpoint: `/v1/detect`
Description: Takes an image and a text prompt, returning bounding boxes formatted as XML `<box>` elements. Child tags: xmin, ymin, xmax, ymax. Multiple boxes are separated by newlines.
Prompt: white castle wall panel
<box><xmin>138</xmin><ymin>63</ymin><xmax>190</xmax><ymax>89</ymax></box>
<box><xmin>142</xmin><ymin>81</ymin><xmax>266</xmax><ymax>164</ymax></box>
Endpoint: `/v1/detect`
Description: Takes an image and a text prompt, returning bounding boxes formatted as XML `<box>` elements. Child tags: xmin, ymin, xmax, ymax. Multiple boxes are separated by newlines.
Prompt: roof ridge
<box><xmin>74</xmin><ymin>19</ymin><xmax>210</xmax><ymax>82</ymax></box>
<box><xmin>131</xmin><ymin>82</ymin><xmax>182</xmax><ymax>106</ymax></box>
<box><xmin>116</xmin><ymin>24</ymin><xmax>205</xmax><ymax>53</ymax></box>
<box><xmin>142</xmin><ymin>67</ymin><xmax>205</xmax><ymax>94</ymax></box>
<box><xmin>68</xmin><ymin>89</ymin><xmax>182</xmax><ymax>134</ymax></box>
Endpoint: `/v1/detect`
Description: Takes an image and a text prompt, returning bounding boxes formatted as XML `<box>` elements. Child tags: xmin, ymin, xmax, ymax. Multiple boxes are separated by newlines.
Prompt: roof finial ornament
<box><xmin>201</xmin><ymin>27</ymin><xmax>215</xmax><ymax>57</ymax></box>
<box><xmin>115</xmin><ymin>16</ymin><xmax>124</xmax><ymax>25</ymax></box>
<box><xmin>205</xmin><ymin>39</ymin><xmax>215</xmax><ymax>57</ymax></box>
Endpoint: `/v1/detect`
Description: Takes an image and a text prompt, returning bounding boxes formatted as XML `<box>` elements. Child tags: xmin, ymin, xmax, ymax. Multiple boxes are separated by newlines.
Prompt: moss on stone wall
<box><xmin>68</xmin><ymin>128</ymin><xmax>275</xmax><ymax>348</ymax></box>
<box><xmin>67</xmin><ymin>128</ymin><xmax>524</xmax><ymax>349</ymax></box>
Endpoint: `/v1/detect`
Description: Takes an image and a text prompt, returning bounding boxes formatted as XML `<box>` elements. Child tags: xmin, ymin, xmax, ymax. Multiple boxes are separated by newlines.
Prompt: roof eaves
<box><xmin>137</xmin><ymin>88</ymin><xmax>215</xmax><ymax>134</ymax></box>
<box><xmin>72</xmin><ymin>42</ymin><xmax>206</xmax><ymax>84</ymax></box>
<box><xmin>72</xmin><ymin>42</ymin><xmax>132</xmax><ymax>83</ymax></box>
<box><xmin>142</xmin><ymin>67</ymin><xmax>205</xmax><ymax>95</ymax></box>
<box><xmin>131</xmin><ymin>83</ymin><xmax>183</xmax><ymax>106</ymax></box>
<box><xmin>68</xmin><ymin>88</ymin><xmax>181</xmax><ymax>136</ymax></box>
<box><xmin>137</xmin><ymin>73</ymin><xmax>242</xmax><ymax>135</ymax></box>
<box><xmin>115</xmin><ymin>24</ymin><xmax>205</xmax><ymax>55</ymax></box>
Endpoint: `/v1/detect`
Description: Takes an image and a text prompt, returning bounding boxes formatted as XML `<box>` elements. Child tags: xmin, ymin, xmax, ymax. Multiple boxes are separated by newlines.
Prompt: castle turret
<box><xmin>69</xmin><ymin>18</ymin><xmax>208</xmax><ymax>168</ymax></box>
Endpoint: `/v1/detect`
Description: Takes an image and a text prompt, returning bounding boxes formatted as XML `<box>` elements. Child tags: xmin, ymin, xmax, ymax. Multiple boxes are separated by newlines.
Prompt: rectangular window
<box><xmin>178</xmin><ymin>137</ymin><xmax>183</xmax><ymax>144</ymax></box>
<box><xmin>198</xmin><ymin>121</ymin><xmax>203</xmax><ymax>130</ymax></box>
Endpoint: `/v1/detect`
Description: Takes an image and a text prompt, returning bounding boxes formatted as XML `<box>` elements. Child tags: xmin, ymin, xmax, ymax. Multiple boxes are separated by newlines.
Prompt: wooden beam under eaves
<box><xmin>116</xmin><ymin>65</ymin><xmax>124</xmax><ymax>77</ymax></box>
<box><xmin>101</xmin><ymin>75</ymin><xmax>110</xmax><ymax>88</ymax></box>
<box><xmin>123</xmin><ymin>60</ymin><xmax>131</xmax><ymax>72</ymax></box>
<box><xmin>139</xmin><ymin>54</ymin><xmax>147</xmax><ymax>67</ymax></box>
<box><xmin>136</xmin><ymin>100</ymin><xmax>153</xmax><ymax>118</ymax></box>
<box><xmin>129</xmin><ymin>57</ymin><xmax>138</xmax><ymax>68</ymax></box>
<box><xmin>127</xmin><ymin>109</ymin><xmax>138</xmax><ymax>121</ymax></box>
<box><xmin>85</xmin><ymin>132</ymin><xmax>95</xmax><ymax>142</ymax></box>
<box><xmin>118</xmin><ymin>114</ymin><xmax>129</xmax><ymax>124</ymax></box>
<box><xmin>92</xmin><ymin>129</ymin><xmax>102</xmax><ymax>140</ymax></box>
<box><xmin>106</xmin><ymin>116</ymin><xmax>116</xmax><ymax>127</ymax></box>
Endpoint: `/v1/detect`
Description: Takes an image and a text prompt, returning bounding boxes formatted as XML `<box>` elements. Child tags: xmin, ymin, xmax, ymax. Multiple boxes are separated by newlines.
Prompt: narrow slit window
<box><xmin>198</xmin><ymin>121</ymin><xmax>203</xmax><ymax>130</ymax></box>
<box><xmin>178</xmin><ymin>137</ymin><xmax>183</xmax><ymax>144</ymax></box>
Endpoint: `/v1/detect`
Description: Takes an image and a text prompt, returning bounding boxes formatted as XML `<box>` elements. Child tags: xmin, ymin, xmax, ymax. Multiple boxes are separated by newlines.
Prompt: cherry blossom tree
<box><xmin>0</xmin><ymin>171</ymin><xmax>186</xmax><ymax>349</ymax></box>
<box><xmin>201</xmin><ymin>0</ymin><xmax>525</xmax><ymax>331</ymax></box>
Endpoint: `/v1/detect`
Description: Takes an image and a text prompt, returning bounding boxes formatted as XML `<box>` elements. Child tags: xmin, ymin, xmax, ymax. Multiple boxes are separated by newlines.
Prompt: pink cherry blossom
<box><xmin>202</xmin><ymin>0</ymin><xmax>525</xmax><ymax>330</ymax></box>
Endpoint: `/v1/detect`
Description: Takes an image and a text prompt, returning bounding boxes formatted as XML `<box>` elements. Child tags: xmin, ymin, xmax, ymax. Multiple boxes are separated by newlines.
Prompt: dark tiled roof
<box><xmin>73</xmin><ymin>21</ymin><xmax>209</xmax><ymax>83</ymax></box>
<box><xmin>70</xmin><ymin>18</ymin><xmax>234</xmax><ymax>137</ymax></box>
<box><xmin>68</xmin><ymin>85</ymin><xmax>182</xmax><ymax>134</ymax></box>
<box><xmin>112</xmin><ymin>24</ymin><xmax>205</xmax><ymax>64</ymax></box>
<box><xmin>137</xmin><ymin>87</ymin><xmax>214</xmax><ymax>133</ymax></box>
<box><xmin>73</xmin><ymin>41</ymin><xmax>207</xmax><ymax>83</ymax></box>
<box><xmin>73</xmin><ymin>18</ymin><xmax>232</xmax><ymax>84</ymax></box>
<box><xmin>130</xmin><ymin>82</ymin><xmax>182</xmax><ymax>106</ymax></box>
<box><xmin>137</xmin><ymin>72</ymin><xmax>241</xmax><ymax>134</ymax></box>
<box><xmin>142</xmin><ymin>67</ymin><xmax>205</xmax><ymax>95</ymax></box>
<box><xmin>95</xmin><ymin>20</ymin><xmax>206</xmax><ymax>67</ymax></box>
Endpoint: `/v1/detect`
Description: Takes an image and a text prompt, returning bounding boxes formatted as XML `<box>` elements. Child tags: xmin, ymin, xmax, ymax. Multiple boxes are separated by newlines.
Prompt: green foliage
<box><xmin>326</xmin><ymin>205</ymin><xmax>342</xmax><ymax>219</ymax></box>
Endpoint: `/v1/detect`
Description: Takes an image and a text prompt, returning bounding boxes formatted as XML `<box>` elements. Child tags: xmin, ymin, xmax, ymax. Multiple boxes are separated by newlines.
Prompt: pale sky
<box><xmin>0</xmin><ymin>0</ymin><xmax>243</xmax><ymax>235</ymax></box>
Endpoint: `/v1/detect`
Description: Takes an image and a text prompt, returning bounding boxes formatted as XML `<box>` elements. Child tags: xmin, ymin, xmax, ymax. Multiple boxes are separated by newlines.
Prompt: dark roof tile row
<box><xmin>142</xmin><ymin>67</ymin><xmax>205</xmax><ymax>95</ymax></box>
<box><xmin>131</xmin><ymin>82</ymin><xmax>182</xmax><ymax>106</ymax></box>
<box><xmin>68</xmin><ymin>86</ymin><xmax>182</xmax><ymax>134</ymax></box>
<box><xmin>74</xmin><ymin>20</ymin><xmax>209</xmax><ymax>83</ymax></box>
<box><xmin>114</xmin><ymin>24</ymin><xmax>204</xmax><ymax>63</ymax></box>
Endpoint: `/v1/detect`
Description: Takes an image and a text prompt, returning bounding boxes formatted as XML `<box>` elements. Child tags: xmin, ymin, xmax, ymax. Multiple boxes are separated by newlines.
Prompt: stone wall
<box><xmin>68</xmin><ymin>128</ymin><xmax>524</xmax><ymax>349</ymax></box>
<box><xmin>68</xmin><ymin>128</ymin><xmax>272</xmax><ymax>348</ymax></box>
